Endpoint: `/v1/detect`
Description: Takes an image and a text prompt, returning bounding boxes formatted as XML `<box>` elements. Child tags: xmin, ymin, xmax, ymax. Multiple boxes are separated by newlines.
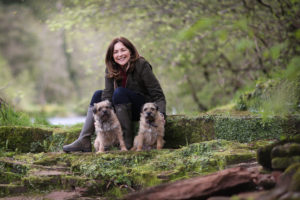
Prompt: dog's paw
<box><xmin>120</xmin><ymin>146</ymin><xmax>128</xmax><ymax>151</ymax></box>
<box><xmin>130</xmin><ymin>147</ymin><xmax>136</xmax><ymax>151</ymax></box>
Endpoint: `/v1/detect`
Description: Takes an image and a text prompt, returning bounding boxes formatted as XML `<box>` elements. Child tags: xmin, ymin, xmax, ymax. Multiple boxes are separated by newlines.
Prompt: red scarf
<box><xmin>120</xmin><ymin>68</ymin><xmax>127</xmax><ymax>87</ymax></box>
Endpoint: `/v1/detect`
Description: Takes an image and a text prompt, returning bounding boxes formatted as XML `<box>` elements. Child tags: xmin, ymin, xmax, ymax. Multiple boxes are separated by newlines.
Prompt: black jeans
<box><xmin>90</xmin><ymin>87</ymin><xmax>145</xmax><ymax>121</ymax></box>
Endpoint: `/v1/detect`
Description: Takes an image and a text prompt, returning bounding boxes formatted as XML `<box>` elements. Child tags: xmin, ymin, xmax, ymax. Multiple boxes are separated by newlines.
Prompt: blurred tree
<box><xmin>0</xmin><ymin>0</ymin><xmax>299</xmax><ymax>115</ymax></box>
<box><xmin>48</xmin><ymin>0</ymin><xmax>298</xmax><ymax>113</ymax></box>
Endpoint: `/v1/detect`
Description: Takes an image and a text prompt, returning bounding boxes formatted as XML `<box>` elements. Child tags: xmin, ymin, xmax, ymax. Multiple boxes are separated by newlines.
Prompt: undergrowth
<box><xmin>233</xmin><ymin>56</ymin><xmax>300</xmax><ymax>122</ymax></box>
<box><xmin>0</xmin><ymin>103</ymin><xmax>50</xmax><ymax>127</ymax></box>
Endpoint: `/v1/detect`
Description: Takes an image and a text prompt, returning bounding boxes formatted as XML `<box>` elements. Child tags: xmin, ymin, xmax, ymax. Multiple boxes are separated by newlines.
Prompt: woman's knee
<box><xmin>112</xmin><ymin>87</ymin><xmax>130</xmax><ymax>104</ymax></box>
<box><xmin>90</xmin><ymin>90</ymin><xmax>103</xmax><ymax>106</ymax></box>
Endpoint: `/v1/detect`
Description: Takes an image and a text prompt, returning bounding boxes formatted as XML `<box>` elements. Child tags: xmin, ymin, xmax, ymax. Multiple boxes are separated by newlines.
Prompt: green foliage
<box><xmin>179</xmin><ymin>17</ymin><xmax>216</xmax><ymax>40</ymax></box>
<box><xmin>0</xmin><ymin>103</ymin><xmax>50</xmax><ymax>127</ymax></box>
<box><xmin>284</xmin><ymin>56</ymin><xmax>300</xmax><ymax>81</ymax></box>
<box><xmin>0</xmin><ymin>104</ymin><xmax>31</xmax><ymax>126</ymax></box>
<box><xmin>235</xmin><ymin>74</ymin><xmax>299</xmax><ymax>121</ymax></box>
<box><xmin>1</xmin><ymin>0</ymin><xmax>300</xmax><ymax>116</ymax></box>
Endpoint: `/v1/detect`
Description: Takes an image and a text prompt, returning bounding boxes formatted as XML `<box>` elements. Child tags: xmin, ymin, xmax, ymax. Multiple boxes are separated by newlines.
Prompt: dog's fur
<box><xmin>131</xmin><ymin>103</ymin><xmax>165</xmax><ymax>151</ymax></box>
<box><xmin>93</xmin><ymin>100</ymin><xmax>127</xmax><ymax>153</ymax></box>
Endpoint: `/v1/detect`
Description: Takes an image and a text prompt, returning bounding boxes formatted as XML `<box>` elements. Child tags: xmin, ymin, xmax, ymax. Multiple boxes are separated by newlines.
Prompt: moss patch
<box><xmin>0</xmin><ymin>139</ymin><xmax>264</xmax><ymax>199</ymax></box>
<box><xmin>0</xmin><ymin>171</ymin><xmax>21</xmax><ymax>184</ymax></box>
<box><xmin>272</xmin><ymin>156</ymin><xmax>300</xmax><ymax>170</ymax></box>
<box><xmin>257</xmin><ymin>135</ymin><xmax>300</xmax><ymax>170</ymax></box>
<box><xmin>212</xmin><ymin>115</ymin><xmax>285</xmax><ymax>143</ymax></box>
<box><xmin>1</xmin><ymin>114</ymin><xmax>299</xmax><ymax>153</ymax></box>
<box><xmin>0</xmin><ymin>126</ymin><xmax>52</xmax><ymax>152</ymax></box>
<box><xmin>0</xmin><ymin>184</ymin><xmax>27</xmax><ymax>197</ymax></box>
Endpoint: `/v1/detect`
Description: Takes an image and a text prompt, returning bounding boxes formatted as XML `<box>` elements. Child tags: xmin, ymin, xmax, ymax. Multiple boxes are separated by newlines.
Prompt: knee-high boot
<box><xmin>115</xmin><ymin>103</ymin><xmax>133</xmax><ymax>150</ymax></box>
<box><xmin>63</xmin><ymin>106</ymin><xmax>94</xmax><ymax>152</ymax></box>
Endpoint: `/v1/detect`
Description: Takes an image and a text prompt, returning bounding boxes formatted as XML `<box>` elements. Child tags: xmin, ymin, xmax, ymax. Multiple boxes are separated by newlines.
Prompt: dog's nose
<box><xmin>146</xmin><ymin>112</ymin><xmax>151</xmax><ymax>116</ymax></box>
<box><xmin>103</xmin><ymin>110</ymin><xmax>108</xmax><ymax>114</ymax></box>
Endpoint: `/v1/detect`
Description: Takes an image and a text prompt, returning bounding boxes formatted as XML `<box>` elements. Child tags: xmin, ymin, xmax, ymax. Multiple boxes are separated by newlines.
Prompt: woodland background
<box><xmin>0</xmin><ymin>0</ymin><xmax>299</xmax><ymax>117</ymax></box>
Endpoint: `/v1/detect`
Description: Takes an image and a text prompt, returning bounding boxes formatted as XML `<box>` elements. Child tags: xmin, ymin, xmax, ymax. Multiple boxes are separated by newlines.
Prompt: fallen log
<box><xmin>122</xmin><ymin>166</ymin><xmax>257</xmax><ymax>200</ymax></box>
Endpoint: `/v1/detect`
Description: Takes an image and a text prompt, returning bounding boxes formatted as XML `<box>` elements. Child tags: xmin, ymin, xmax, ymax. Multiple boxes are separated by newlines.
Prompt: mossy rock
<box><xmin>164</xmin><ymin>115</ymin><xmax>215</xmax><ymax>148</ymax></box>
<box><xmin>0</xmin><ymin>126</ymin><xmax>52</xmax><ymax>153</ymax></box>
<box><xmin>223</xmin><ymin>153</ymin><xmax>255</xmax><ymax>166</ymax></box>
<box><xmin>166</xmin><ymin>114</ymin><xmax>299</xmax><ymax>147</ymax></box>
<box><xmin>48</xmin><ymin>126</ymin><xmax>82</xmax><ymax>152</ymax></box>
<box><xmin>212</xmin><ymin>115</ymin><xmax>287</xmax><ymax>143</ymax></box>
<box><xmin>285</xmin><ymin>163</ymin><xmax>300</xmax><ymax>192</ymax></box>
<box><xmin>1</xmin><ymin>114</ymin><xmax>299</xmax><ymax>153</ymax></box>
<box><xmin>21</xmin><ymin>174</ymin><xmax>98</xmax><ymax>193</ymax></box>
<box><xmin>0</xmin><ymin>171</ymin><xmax>21</xmax><ymax>184</ymax></box>
<box><xmin>0</xmin><ymin>184</ymin><xmax>27</xmax><ymax>197</ymax></box>
<box><xmin>0</xmin><ymin>125</ymin><xmax>82</xmax><ymax>153</ymax></box>
<box><xmin>272</xmin><ymin>156</ymin><xmax>300</xmax><ymax>170</ymax></box>
<box><xmin>0</xmin><ymin>140</ymin><xmax>264</xmax><ymax>198</ymax></box>
<box><xmin>0</xmin><ymin>158</ymin><xmax>29</xmax><ymax>175</ymax></box>
<box><xmin>271</xmin><ymin>143</ymin><xmax>300</xmax><ymax>158</ymax></box>
<box><xmin>164</xmin><ymin>114</ymin><xmax>298</xmax><ymax>147</ymax></box>
<box><xmin>257</xmin><ymin>134</ymin><xmax>300</xmax><ymax>170</ymax></box>
<box><xmin>22</xmin><ymin>175</ymin><xmax>61</xmax><ymax>191</ymax></box>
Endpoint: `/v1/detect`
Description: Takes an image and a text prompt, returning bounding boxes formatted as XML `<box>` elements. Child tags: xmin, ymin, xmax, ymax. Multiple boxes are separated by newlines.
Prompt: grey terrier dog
<box><xmin>93</xmin><ymin>100</ymin><xmax>127</xmax><ymax>153</ymax></box>
<box><xmin>131</xmin><ymin>103</ymin><xmax>165</xmax><ymax>151</ymax></box>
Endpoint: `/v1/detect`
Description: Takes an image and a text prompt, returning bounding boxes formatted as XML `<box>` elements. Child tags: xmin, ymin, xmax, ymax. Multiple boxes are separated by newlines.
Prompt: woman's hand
<box><xmin>160</xmin><ymin>112</ymin><xmax>166</xmax><ymax>125</ymax></box>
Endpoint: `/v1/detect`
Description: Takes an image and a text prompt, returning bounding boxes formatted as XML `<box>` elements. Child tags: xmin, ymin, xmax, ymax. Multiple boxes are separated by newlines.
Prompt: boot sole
<box><xmin>63</xmin><ymin>148</ymin><xmax>92</xmax><ymax>153</ymax></box>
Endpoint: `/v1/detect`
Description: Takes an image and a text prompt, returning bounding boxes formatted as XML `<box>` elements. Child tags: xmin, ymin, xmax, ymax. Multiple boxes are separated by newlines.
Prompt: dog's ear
<box><xmin>154</xmin><ymin>103</ymin><xmax>159</xmax><ymax>111</ymax></box>
<box><xmin>140</xmin><ymin>104</ymin><xmax>145</xmax><ymax>113</ymax></box>
<box><xmin>106</xmin><ymin>100</ymin><xmax>113</xmax><ymax>109</ymax></box>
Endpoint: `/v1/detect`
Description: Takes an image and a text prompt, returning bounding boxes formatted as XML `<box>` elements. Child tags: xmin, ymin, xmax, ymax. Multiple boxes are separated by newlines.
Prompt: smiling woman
<box><xmin>113</xmin><ymin>42</ymin><xmax>131</xmax><ymax>67</ymax></box>
<box><xmin>63</xmin><ymin>37</ymin><xmax>166</xmax><ymax>153</ymax></box>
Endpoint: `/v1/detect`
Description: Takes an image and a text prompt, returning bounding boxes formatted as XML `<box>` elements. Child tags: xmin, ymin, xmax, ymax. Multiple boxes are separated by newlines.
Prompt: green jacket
<box><xmin>102</xmin><ymin>57</ymin><xmax>166</xmax><ymax>114</ymax></box>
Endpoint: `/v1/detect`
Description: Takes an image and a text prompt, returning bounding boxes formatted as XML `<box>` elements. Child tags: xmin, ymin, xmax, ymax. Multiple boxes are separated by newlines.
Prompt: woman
<box><xmin>63</xmin><ymin>37</ymin><xmax>166</xmax><ymax>152</ymax></box>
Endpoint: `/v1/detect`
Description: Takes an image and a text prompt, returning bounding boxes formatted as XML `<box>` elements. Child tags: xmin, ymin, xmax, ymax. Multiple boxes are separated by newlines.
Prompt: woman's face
<box><xmin>113</xmin><ymin>42</ymin><xmax>131</xmax><ymax>67</ymax></box>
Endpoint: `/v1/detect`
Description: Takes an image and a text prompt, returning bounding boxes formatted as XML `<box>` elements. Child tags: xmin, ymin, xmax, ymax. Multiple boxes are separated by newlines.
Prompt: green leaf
<box><xmin>215</xmin><ymin>30</ymin><xmax>228</xmax><ymax>43</ymax></box>
<box><xmin>234</xmin><ymin>18</ymin><xmax>248</xmax><ymax>31</ymax></box>
<box><xmin>178</xmin><ymin>17</ymin><xmax>215</xmax><ymax>40</ymax></box>
<box><xmin>235</xmin><ymin>38</ymin><xmax>255</xmax><ymax>52</ymax></box>
<box><xmin>269</xmin><ymin>43</ymin><xmax>285</xmax><ymax>60</ymax></box>
<box><xmin>294</xmin><ymin>29</ymin><xmax>300</xmax><ymax>40</ymax></box>
<box><xmin>284</xmin><ymin>56</ymin><xmax>300</xmax><ymax>80</ymax></box>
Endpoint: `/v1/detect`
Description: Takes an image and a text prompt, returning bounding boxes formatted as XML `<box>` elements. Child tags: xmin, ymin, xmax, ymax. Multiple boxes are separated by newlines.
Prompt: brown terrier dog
<box><xmin>131</xmin><ymin>103</ymin><xmax>165</xmax><ymax>151</ymax></box>
<box><xmin>93</xmin><ymin>100</ymin><xmax>127</xmax><ymax>153</ymax></box>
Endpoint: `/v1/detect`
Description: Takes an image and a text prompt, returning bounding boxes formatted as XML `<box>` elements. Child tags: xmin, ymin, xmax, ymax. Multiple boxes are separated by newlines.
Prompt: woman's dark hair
<box><xmin>105</xmin><ymin>37</ymin><xmax>140</xmax><ymax>79</ymax></box>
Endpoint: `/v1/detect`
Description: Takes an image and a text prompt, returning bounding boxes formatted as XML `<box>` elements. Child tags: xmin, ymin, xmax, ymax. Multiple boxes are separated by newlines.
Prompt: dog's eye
<box><xmin>143</xmin><ymin>108</ymin><xmax>147</xmax><ymax>111</ymax></box>
<box><xmin>98</xmin><ymin>108</ymin><xmax>102</xmax><ymax>112</ymax></box>
<box><xmin>150</xmin><ymin>108</ymin><xmax>155</xmax><ymax>111</ymax></box>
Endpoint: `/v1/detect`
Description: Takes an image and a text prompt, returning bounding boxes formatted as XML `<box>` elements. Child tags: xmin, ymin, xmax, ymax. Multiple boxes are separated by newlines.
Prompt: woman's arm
<box><xmin>140</xmin><ymin>61</ymin><xmax>166</xmax><ymax>116</ymax></box>
<box><xmin>101</xmin><ymin>69</ymin><xmax>114</xmax><ymax>102</ymax></box>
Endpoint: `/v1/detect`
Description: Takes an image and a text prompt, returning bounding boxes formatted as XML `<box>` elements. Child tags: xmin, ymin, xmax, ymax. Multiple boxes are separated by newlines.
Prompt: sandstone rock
<box><xmin>256</xmin><ymin>163</ymin><xmax>300</xmax><ymax>200</ymax></box>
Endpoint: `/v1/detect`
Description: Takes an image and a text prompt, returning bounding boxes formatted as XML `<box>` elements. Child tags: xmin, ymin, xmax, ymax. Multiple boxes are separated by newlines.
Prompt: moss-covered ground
<box><xmin>1</xmin><ymin>114</ymin><xmax>299</xmax><ymax>153</ymax></box>
<box><xmin>0</xmin><ymin>139</ymin><xmax>269</xmax><ymax>199</ymax></box>
<box><xmin>0</xmin><ymin>113</ymin><xmax>299</xmax><ymax>199</ymax></box>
